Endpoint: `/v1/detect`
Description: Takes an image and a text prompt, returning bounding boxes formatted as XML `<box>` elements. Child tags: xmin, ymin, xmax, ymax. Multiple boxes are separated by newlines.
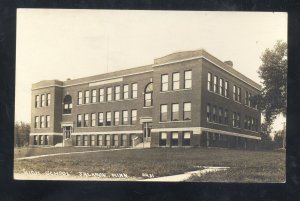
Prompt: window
<box><xmin>33</xmin><ymin>135</ymin><xmax>38</xmax><ymax>145</ymax></box>
<box><xmin>91</xmin><ymin>89</ymin><xmax>97</xmax><ymax>103</ymax></box>
<box><xmin>114</xmin><ymin>86</ymin><xmax>120</xmax><ymax>100</ymax></box>
<box><xmin>249</xmin><ymin>93</ymin><xmax>252</xmax><ymax>107</ymax></box>
<box><xmin>40</xmin><ymin>116</ymin><xmax>45</xmax><ymax>128</ymax></box>
<box><xmin>106</xmin><ymin>112</ymin><xmax>111</xmax><ymax>126</ymax></box>
<box><xmin>91</xmin><ymin>135</ymin><xmax>96</xmax><ymax>146</ymax></box>
<box><xmin>207</xmin><ymin>72</ymin><xmax>212</xmax><ymax>91</ymax></box>
<box><xmin>84</xmin><ymin>90</ymin><xmax>90</xmax><ymax>104</ymax></box>
<box><xmin>121</xmin><ymin>134</ymin><xmax>127</xmax><ymax>146</ymax></box>
<box><xmin>183</xmin><ymin>102</ymin><xmax>191</xmax><ymax>120</ymax></box>
<box><xmin>45</xmin><ymin>135</ymin><xmax>49</xmax><ymax>145</ymax></box>
<box><xmin>247</xmin><ymin>117</ymin><xmax>251</xmax><ymax>130</ymax></box>
<box><xmin>123</xmin><ymin>85</ymin><xmax>129</xmax><ymax>99</ymax></box>
<box><xmin>78</xmin><ymin>91</ymin><xmax>83</xmax><ymax>105</ymax></box>
<box><xmin>41</xmin><ymin>94</ymin><xmax>46</xmax><ymax>107</ymax></box>
<box><xmin>76</xmin><ymin>135</ymin><xmax>81</xmax><ymax>146</ymax></box>
<box><xmin>251</xmin><ymin>118</ymin><xmax>255</xmax><ymax>131</ymax></box>
<box><xmin>171</xmin><ymin>132</ymin><xmax>179</xmax><ymax>146</ymax></box>
<box><xmin>39</xmin><ymin>136</ymin><xmax>43</xmax><ymax>145</ymax></box>
<box><xmin>159</xmin><ymin>132</ymin><xmax>167</xmax><ymax>146</ymax></box>
<box><xmin>233</xmin><ymin>85</ymin><xmax>237</xmax><ymax>101</ymax></box>
<box><xmin>237</xmin><ymin>113</ymin><xmax>240</xmax><ymax>128</ymax></box>
<box><xmin>245</xmin><ymin>91</ymin><xmax>249</xmax><ymax>106</ymax></box>
<box><xmin>46</xmin><ymin>93</ymin><xmax>51</xmax><ymax>106</ymax></box>
<box><xmin>131</xmin><ymin>83</ymin><xmax>138</xmax><ymax>98</ymax></box>
<box><xmin>63</xmin><ymin>95</ymin><xmax>72</xmax><ymax>114</ymax></box>
<box><xmin>144</xmin><ymin>82</ymin><xmax>153</xmax><ymax>107</ymax></box>
<box><xmin>131</xmin><ymin>109</ymin><xmax>137</xmax><ymax>124</ymax></box>
<box><xmin>114</xmin><ymin>111</ymin><xmax>120</xmax><ymax>126</ymax></box>
<box><xmin>207</xmin><ymin>104</ymin><xmax>211</xmax><ymax>122</ymax></box>
<box><xmin>77</xmin><ymin>114</ymin><xmax>82</xmax><ymax>127</ymax></box>
<box><xmin>233</xmin><ymin>112</ymin><xmax>240</xmax><ymax>128</ymax></box>
<box><xmin>83</xmin><ymin>135</ymin><xmax>88</xmax><ymax>146</ymax></box>
<box><xmin>237</xmin><ymin>87</ymin><xmax>241</xmax><ymax>102</ymax></box>
<box><xmin>255</xmin><ymin>119</ymin><xmax>259</xmax><ymax>131</ymax></box>
<box><xmin>97</xmin><ymin>135</ymin><xmax>103</xmax><ymax>146</ymax></box>
<box><xmin>35</xmin><ymin>116</ymin><xmax>39</xmax><ymax>128</ymax></box>
<box><xmin>91</xmin><ymin>113</ymin><xmax>96</xmax><ymax>127</ymax></box>
<box><xmin>233</xmin><ymin>112</ymin><xmax>236</xmax><ymax>127</ymax></box>
<box><xmin>172</xmin><ymin>72</ymin><xmax>180</xmax><ymax>90</ymax></box>
<box><xmin>244</xmin><ymin>115</ymin><xmax>248</xmax><ymax>129</ymax></box>
<box><xmin>171</xmin><ymin>103</ymin><xmax>179</xmax><ymax>121</ymax></box>
<box><xmin>225</xmin><ymin>81</ymin><xmax>229</xmax><ymax>98</ymax></box>
<box><xmin>35</xmin><ymin>95</ymin><xmax>39</xmax><ymax>108</ymax></box>
<box><xmin>99</xmin><ymin>88</ymin><xmax>104</xmax><ymax>102</ymax></box>
<box><xmin>113</xmin><ymin>135</ymin><xmax>119</xmax><ymax>146</ymax></box>
<box><xmin>224</xmin><ymin>109</ymin><xmax>228</xmax><ymax>125</ymax></box>
<box><xmin>161</xmin><ymin>74</ymin><xmax>168</xmax><ymax>91</ymax></box>
<box><xmin>219</xmin><ymin>78</ymin><xmax>224</xmax><ymax>96</ymax></box>
<box><xmin>184</xmin><ymin>70</ymin><xmax>192</xmax><ymax>89</ymax></box>
<box><xmin>183</xmin><ymin>132</ymin><xmax>191</xmax><ymax>146</ymax></box>
<box><xmin>46</xmin><ymin>115</ymin><xmax>50</xmax><ymax>128</ymax></box>
<box><xmin>219</xmin><ymin>108</ymin><xmax>223</xmax><ymax>124</ymax></box>
<box><xmin>122</xmin><ymin>110</ymin><xmax>128</xmax><ymax>125</ymax></box>
<box><xmin>107</xmin><ymin>87</ymin><xmax>112</xmax><ymax>101</ymax></box>
<box><xmin>84</xmin><ymin>114</ymin><xmax>89</xmax><ymax>127</ymax></box>
<box><xmin>160</xmin><ymin>104</ymin><xmax>168</xmax><ymax>122</ymax></box>
<box><xmin>98</xmin><ymin>112</ymin><xmax>104</xmax><ymax>126</ymax></box>
<box><xmin>105</xmin><ymin>135</ymin><xmax>111</xmax><ymax>146</ymax></box>
<box><xmin>213</xmin><ymin>76</ymin><xmax>218</xmax><ymax>93</ymax></box>
<box><xmin>213</xmin><ymin>106</ymin><xmax>217</xmax><ymax>122</ymax></box>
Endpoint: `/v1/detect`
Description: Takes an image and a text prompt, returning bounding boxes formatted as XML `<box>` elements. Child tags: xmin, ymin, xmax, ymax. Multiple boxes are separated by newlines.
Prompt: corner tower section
<box><xmin>29</xmin><ymin>80</ymin><xmax>63</xmax><ymax>146</ymax></box>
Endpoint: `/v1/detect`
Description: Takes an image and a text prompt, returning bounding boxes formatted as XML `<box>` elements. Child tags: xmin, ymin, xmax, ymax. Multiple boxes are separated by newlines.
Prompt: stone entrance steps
<box><xmin>134</xmin><ymin>141</ymin><xmax>151</xmax><ymax>148</ymax></box>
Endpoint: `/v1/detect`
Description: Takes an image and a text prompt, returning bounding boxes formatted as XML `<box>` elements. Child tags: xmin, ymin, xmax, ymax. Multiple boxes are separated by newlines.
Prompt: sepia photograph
<box><xmin>14</xmin><ymin>9</ymin><xmax>287</xmax><ymax>182</ymax></box>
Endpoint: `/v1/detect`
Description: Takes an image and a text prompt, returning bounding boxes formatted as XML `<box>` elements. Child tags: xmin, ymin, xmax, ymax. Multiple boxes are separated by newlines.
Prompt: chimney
<box><xmin>224</xmin><ymin>60</ymin><xmax>233</xmax><ymax>67</ymax></box>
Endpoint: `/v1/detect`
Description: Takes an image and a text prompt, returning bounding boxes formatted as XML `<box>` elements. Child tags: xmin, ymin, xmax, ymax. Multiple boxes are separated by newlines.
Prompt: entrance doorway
<box><xmin>63</xmin><ymin>126</ymin><xmax>72</xmax><ymax>139</ymax></box>
<box><xmin>143</xmin><ymin>122</ymin><xmax>152</xmax><ymax>142</ymax></box>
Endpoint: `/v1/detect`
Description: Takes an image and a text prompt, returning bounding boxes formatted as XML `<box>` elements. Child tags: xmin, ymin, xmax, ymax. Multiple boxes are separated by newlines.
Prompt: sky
<box><xmin>15</xmin><ymin>9</ymin><xmax>287</xmax><ymax>132</ymax></box>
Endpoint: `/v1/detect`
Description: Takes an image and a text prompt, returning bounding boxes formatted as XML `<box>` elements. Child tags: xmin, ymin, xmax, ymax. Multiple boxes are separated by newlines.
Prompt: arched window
<box><xmin>63</xmin><ymin>95</ymin><xmax>72</xmax><ymax>114</ymax></box>
<box><xmin>144</xmin><ymin>82</ymin><xmax>153</xmax><ymax>107</ymax></box>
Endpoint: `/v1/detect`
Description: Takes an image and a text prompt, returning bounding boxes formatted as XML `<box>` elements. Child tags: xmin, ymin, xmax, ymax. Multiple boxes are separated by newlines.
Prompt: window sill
<box><xmin>159</xmin><ymin>120</ymin><xmax>192</xmax><ymax>123</ymax></box>
<box><xmin>207</xmin><ymin>121</ymin><xmax>229</xmax><ymax>127</ymax></box>
<box><xmin>77</xmin><ymin>98</ymin><xmax>138</xmax><ymax>106</ymax></box>
<box><xmin>63</xmin><ymin>114</ymin><xmax>72</xmax><ymax>116</ymax></box>
<box><xmin>143</xmin><ymin>106</ymin><xmax>153</xmax><ymax>108</ymax></box>
<box><xmin>160</xmin><ymin>88</ymin><xmax>192</xmax><ymax>94</ymax></box>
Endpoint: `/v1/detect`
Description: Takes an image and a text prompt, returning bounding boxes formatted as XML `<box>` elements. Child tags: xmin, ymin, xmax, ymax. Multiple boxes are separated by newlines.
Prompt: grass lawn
<box><xmin>14</xmin><ymin>147</ymin><xmax>285</xmax><ymax>182</ymax></box>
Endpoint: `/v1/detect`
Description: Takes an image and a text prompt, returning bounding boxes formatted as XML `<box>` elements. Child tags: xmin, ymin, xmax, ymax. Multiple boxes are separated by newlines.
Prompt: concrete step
<box><xmin>134</xmin><ymin>141</ymin><xmax>151</xmax><ymax>148</ymax></box>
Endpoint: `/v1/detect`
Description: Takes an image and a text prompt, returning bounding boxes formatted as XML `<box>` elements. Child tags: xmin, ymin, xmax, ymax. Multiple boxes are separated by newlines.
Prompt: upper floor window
<box><xmin>183</xmin><ymin>102</ymin><xmax>191</xmax><ymax>120</ymax></box>
<box><xmin>122</xmin><ymin>110</ymin><xmax>128</xmax><ymax>125</ymax></box>
<box><xmin>184</xmin><ymin>70</ymin><xmax>192</xmax><ymax>89</ymax></box>
<box><xmin>213</xmin><ymin>106</ymin><xmax>217</xmax><ymax>122</ymax></box>
<box><xmin>78</xmin><ymin>91</ymin><xmax>82</xmax><ymax>105</ymax></box>
<box><xmin>249</xmin><ymin>92</ymin><xmax>252</xmax><ymax>107</ymax></box>
<box><xmin>206</xmin><ymin>104</ymin><xmax>211</xmax><ymax>122</ymax></box>
<box><xmin>224</xmin><ymin>109</ymin><xmax>229</xmax><ymax>125</ymax></box>
<box><xmin>219</xmin><ymin>78</ymin><xmax>224</xmax><ymax>96</ymax></box>
<box><xmin>46</xmin><ymin>115</ymin><xmax>50</xmax><ymax>128</ymax></box>
<box><xmin>171</xmin><ymin>103</ymin><xmax>179</xmax><ymax>121</ymax></box>
<box><xmin>107</xmin><ymin>87</ymin><xmax>112</xmax><ymax>101</ymax></box>
<box><xmin>233</xmin><ymin>85</ymin><xmax>237</xmax><ymax>101</ymax></box>
<box><xmin>41</xmin><ymin>94</ymin><xmax>46</xmax><ymax>107</ymax></box>
<box><xmin>237</xmin><ymin>87</ymin><xmax>241</xmax><ymax>102</ymax></box>
<box><xmin>91</xmin><ymin>89</ymin><xmax>97</xmax><ymax>103</ymax></box>
<box><xmin>99</xmin><ymin>88</ymin><xmax>104</xmax><ymax>102</ymax></box>
<box><xmin>233</xmin><ymin>112</ymin><xmax>240</xmax><ymax>128</ymax></box>
<box><xmin>172</xmin><ymin>72</ymin><xmax>180</xmax><ymax>90</ymax></box>
<box><xmin>35</xmin><ymin>95</ymin><xmax>40</xmax><ymax>108</ymax></box>
<box><xmin>63</xmin><ymin>95</ymin><xmax>72</xmax><ymax>114</ymax></box>
<box><xmin>225</xmin><ymin>81</ymin><xmax>229</xmax><ymax>98</ymax></box>
<box><xmin>160</xmin><ymin>104</ymin><xmax>168</xmax><ymax>122</ymax></box>
<box><xmin>115</xmin><ymin>86</ymin><xmax>120</xmax><ymax>101</ymax></box>
<box><xmin>132</xmin><ymin>83</ymin><xmax>138</xmax><ymax>99</ymax></box>
<box><xmin>91</xmin><ymin>113</ymin><xmax>96</xmax><ymax>127</ymax></box>
<box><xmin>131</xmin><ymin>109</ymin><xmax>137</xmax><ymax>124</ymax></box>
<box><xmin>207</xmin><ymin>72</ymin><xmax>212</xmax><ymax>91</ymax></box>
<box><xmin>46</xmin><ymin>93</ymin><xmax>51</xmax><ymax>106</ymax></box>
<box><xmin>144</xmin><ymin>82</ymin><xmax>153</xmax><ymax>107</ymax></box>
<box><xmin>84</xmin><ymin>90</ymin><xmax>90</xmax><ymax>104</ymax></box>
<box><xmin>77</xmin><ymin>114</ymin><xmax>82</xmax><ymax>127</ymax></box>
<box><xmin>40</xmin><ymin>116</ymin><xmax>45</xmax><ymax>128</ymax></box>
<box><xmin>84</xmin><ymin>113</ymin><xmax>89</xmax><ymax>127</ymax></box>
<box><xmin>213</xmin><ymin>76</ymin><xmax>218</xmax><ymax>93</ymax></box>
<box><xmin>123</xmin><ymin>85</ymin><xmax>129</xmax><ymax>99</ymax></box>
<box><xmin>114</xmin><ymin>111</ymin><xmax>120</xmax><ymax>126</ymax></box>
<box><xmin>106</xmin><ymin>112</ymin><xmax>111</xmax><ymax>126</ymax></box>
<box><xmin>34</xmin><ymin>116</ymin><xmax>39</xmax><ymax>128</ymax></box>
<box><xmin>98</xmin><ymin>112</ymin><xmax>104</xmax><ymax>126</ymax></box>
<box><xmin>219</xmin><ymin>107</ymin><xmax>223</xmax><ymax>124</ymax></box>
<box><xmin>161</xmin><ymin>74</ymin><xmax>168</xmax><ymax>92</ymax></box>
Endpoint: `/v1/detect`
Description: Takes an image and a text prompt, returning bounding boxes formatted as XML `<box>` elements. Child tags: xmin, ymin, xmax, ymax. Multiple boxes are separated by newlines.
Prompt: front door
<box><xmin>63</xmin><ymin>126</ymin><xmax>72</xmax><ymax>139</ymax></box>
<box><xmin>143</xmin><ymin>122</ymin><xmax>152</xmax><ymax>142</ymax></box>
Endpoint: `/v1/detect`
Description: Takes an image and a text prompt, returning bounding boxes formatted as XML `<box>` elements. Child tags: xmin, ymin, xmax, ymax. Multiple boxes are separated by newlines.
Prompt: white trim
<box><xmin>152</xmin><ymin>127</ymin><xmax>201</xmax><ymax>134</ymax></box>
<box><xmin>200</xmin><ymin>127</ymin><xmax>261</xmax><ymax>140</ymax></box>
<box><xmin>72</xmin><ymin>130</ymin><xmax>143</xmax><ymax>135</ymax></box>
<box><xmin>61</xmin><ymin>122</ymin><xmax>74</xmax><ymax>127</ymax></box>
<box><xmin>32</xmin><ymin>70</ymin><xmax>153</xmax><ymax>90</ymax></box>
<box><xmin>30</xmin><ymin>133</ymin><xmax>62</xmax><ymax>136</ymax></box>
<box><xmin>89</xmin><ymin>77</ymin><xmax>123</xmax><ymax>87</ymax></box>
<box><xmin>159</xmin><ymin>88</ymin><xmax>192</xmax><ymax>94</ymax></box>
<box><xmin>159</xmin><ymin>120</ymin><xmax>192</xmax><ymax>123</ymax></box>
<box><xmin>153</xmin><ymin>56</ymin><xmax>261</xmax><ymax>91</ymax></box>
